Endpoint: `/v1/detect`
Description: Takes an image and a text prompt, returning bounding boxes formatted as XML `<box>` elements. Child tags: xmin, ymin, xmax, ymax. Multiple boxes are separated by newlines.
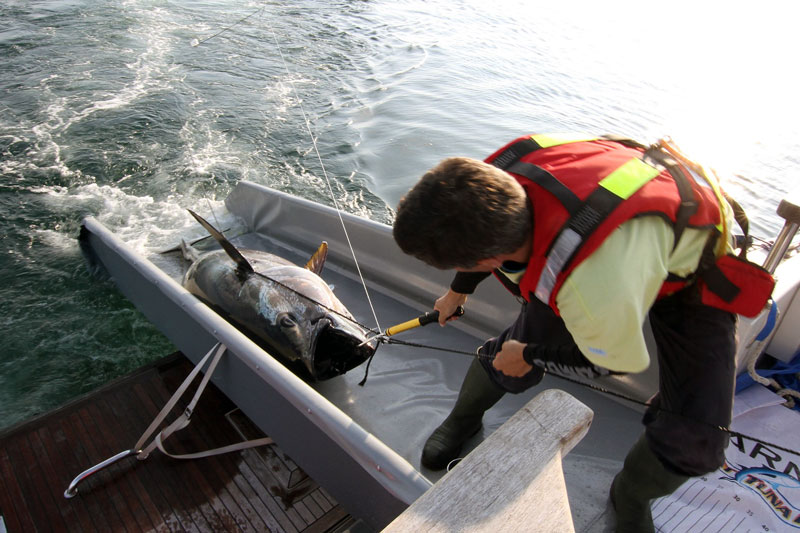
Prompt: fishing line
<box><xmin>204</xmin><ymin>198</ymin><xmax>222</xmax><ymax>230</ymax></box>
<box><xmin>190</xmin><ymin>5</ymin><xmax>266</xmax><ymax>47</ymax></box>
<box><xmin>267</xmin><ymin>23</ymin><xmax>384</xmax><ymax>334</ymax></box>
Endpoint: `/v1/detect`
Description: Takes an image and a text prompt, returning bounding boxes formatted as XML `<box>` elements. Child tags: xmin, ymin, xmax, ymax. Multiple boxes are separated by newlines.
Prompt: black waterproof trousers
<box><xmin>477</xmin><ymin>286</ymin><xmax>737</xmax><ymax>476</ymax></box>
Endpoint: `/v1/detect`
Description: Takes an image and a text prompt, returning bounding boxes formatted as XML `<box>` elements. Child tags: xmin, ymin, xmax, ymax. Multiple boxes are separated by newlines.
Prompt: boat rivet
<box><xmin>307</xmin><ymin>408</ymin><xmax>313</xmax><ymax>414</ymax></box>
<box><xmin>376</xmin><ymin>465</ymin><xmax>382</xmax><ymax>472</ymax></box>
<box><xmin>255</xmin><ymin>365</ymin><xmax>260</xmax><ymax>370</ymax></box>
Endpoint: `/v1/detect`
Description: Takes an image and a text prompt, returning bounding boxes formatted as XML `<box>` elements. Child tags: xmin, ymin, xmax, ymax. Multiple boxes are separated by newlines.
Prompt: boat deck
<box><xmin>0</xmin><ymin>353</ymin><xmax>353</xmax><ymax>533</ymax></box>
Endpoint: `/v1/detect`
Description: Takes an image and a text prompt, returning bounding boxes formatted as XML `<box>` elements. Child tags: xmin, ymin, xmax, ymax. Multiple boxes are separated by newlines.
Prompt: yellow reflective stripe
<box><xmin>699</xmin><ymin>164</ymin><xmax>728</xmax><ymax>253</ymax></box>
<box><xmin>531</xmin><ymin>133</ymin><xmax>597</xmax><ymax>149</ymax></box>
<box><xmin>599</xmin><ymin>158</ymin><xmax>661</xmax><ymax>199</ymax></box>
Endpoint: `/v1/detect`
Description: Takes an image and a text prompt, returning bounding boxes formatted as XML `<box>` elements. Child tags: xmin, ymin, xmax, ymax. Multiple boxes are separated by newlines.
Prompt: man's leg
<box><xmin>421</xmin><ymin>299</ymin><xmax>576</xmax><ymax>470</ymax></box>
<box><xmin>420</xmin><ymin>357</ymin><xmax>508</xmax><ymax>470</ymax></box>
<box><xmin>611</xmin><ymin>434</ymin><xmax>691</xmax><ymax>532</ymax></box>
<box><xmin>611</xmin><ymin>288</ymin><xmax>737</xmax><ymax>532</ymax></box>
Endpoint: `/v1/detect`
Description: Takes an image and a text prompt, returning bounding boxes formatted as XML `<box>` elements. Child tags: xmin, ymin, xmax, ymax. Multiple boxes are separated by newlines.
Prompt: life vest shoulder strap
<box><xmin>505</xmin><ymin>161</ymin><xmax>582</xmax><ymax>214</ymax></box>
<box><xmin>642</xmin><ymin>147</ymin><xmax>698</xmax><ymax>251</ymax></box>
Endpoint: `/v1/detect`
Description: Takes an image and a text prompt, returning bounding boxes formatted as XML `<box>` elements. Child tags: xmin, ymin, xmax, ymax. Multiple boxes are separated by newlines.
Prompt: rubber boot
<box><xmin>421</xmin><ymin>358</ymin><xmax>506</xmax><ymax>470</ymax></box>
<box><xmin>610</xmin><ymin>434</ymin><xmax>690</xmax><ymax>533</ymax></box>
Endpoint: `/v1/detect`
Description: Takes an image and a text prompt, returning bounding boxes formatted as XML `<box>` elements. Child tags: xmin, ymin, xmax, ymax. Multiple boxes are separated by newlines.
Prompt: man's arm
<box><xmin>493</xmin><ymin>339</ymin><xmax>618</xmax><ymax>379</ymax></box>
<box><xmin>450</xmin><ymin>271</ymin><xmax>491</xmax><ymax>294</ymax></box>
<box><xmin>432</xmin><ymin>271</ymin><xmax>493</xmax><ymax>326</ymax></box>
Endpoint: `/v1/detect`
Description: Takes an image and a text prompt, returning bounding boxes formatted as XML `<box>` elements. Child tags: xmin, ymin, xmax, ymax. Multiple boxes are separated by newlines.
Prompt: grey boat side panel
<box><xmin>79</xmin><ymin>217</ymin><xmax>429</xmax><ymax>529</ymax></box>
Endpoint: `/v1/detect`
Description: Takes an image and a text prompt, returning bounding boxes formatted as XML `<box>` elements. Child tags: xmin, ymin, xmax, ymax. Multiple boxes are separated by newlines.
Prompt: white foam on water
<box><xmin>63</xmin><ymin>182</ymin><xmax>232</xmax><ymax>255</ymax></box>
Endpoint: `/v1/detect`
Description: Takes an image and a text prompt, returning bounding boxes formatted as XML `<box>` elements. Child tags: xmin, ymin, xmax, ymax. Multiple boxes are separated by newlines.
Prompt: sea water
<box><xmin>1</xmin><ymin>0</ymin><xmax>798</xmax><ymax>430</ymax></box>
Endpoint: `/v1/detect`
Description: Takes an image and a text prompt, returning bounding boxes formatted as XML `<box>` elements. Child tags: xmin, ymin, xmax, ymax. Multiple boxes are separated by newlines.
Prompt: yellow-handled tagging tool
<box><xmin>357</xmin><ymin>306</ymin><xmax>466</xmax><ymax>347</ymax></box>
<box><xmin>384</xmin><ymin>306</ymin><xmax>465</xmax><ymax>337</ymax></box>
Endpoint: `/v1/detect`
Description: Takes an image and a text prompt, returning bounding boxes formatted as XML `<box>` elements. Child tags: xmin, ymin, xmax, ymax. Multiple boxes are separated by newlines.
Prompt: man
<box><xmin>392</xmin><ymin>134</ymin><xmax>739</xmax><ymax>532</ymax></box>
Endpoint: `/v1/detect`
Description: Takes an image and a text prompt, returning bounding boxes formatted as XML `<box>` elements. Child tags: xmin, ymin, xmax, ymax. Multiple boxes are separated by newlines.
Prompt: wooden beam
<box><xmin>382</xmin><ymin>389</ymin><xmax>593</xmax><ymax>533</ymax></box>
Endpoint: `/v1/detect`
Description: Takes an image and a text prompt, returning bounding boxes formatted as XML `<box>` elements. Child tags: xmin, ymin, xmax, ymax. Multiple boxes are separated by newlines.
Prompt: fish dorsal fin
<box><xmin>187</xmin><ymin>210</ymin><xmax>254</xmax><ymax>274</ymax></box>
<box><xmin>305</xmin><ymin>241</ymin><xmax>328</xmax><ymax>275</ymax></box>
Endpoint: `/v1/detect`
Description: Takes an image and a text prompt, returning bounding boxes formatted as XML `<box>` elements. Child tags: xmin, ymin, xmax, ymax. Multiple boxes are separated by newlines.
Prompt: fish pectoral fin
<box><xmin>180</xmin><ymin>239</ymin><xmax>201</xmax><ymax>263</ymax></box>
<box><xmin>305</xmin><ymin>241</ymin><xmax>328</xmax><ymax>275</ymax></box>
<box><xmin>187</xmin><ymin>209</ymin><xmax>254</xmax><ymax>275</ymax></box>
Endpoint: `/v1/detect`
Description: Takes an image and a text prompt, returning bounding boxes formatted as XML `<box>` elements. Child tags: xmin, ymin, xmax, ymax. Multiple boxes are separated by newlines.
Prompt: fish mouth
<box><xmin>308</xmin><ymin>318</ymin><xmax>376</xmax><ymax>381</ymax></box>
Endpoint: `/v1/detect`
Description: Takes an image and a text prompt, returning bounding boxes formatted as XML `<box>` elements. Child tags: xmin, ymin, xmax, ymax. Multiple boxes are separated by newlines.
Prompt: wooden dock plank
<box><xmin>214</xmin><ymin>403</ymin><xmax>335</xmax><ymax>532</ymax></box>
<box><xmin>171</xmin><ymin>379</ymin><xmax>280</xmax><ymax>532</ymax></box>
<box><xmin>106</xmin><ymin>386</ymin><xmax>197</xmax><ymax>533</ymax></box>
<box><xmin>77</xmin><ymin>396</ymin><xmax>158</xmax><ymax>533</ymax></box>
<box><xmin>215</xmin><ymin>456</ymin><xmax>281</xmax><ymax>531</ymax></box>
<box><xmin>302</xmin><ymin>493</ymin><xmax>324</xmax><ymax>519</ymax></box>
<box><xmin>180</xmin><ymin>402</ymin><xmax>297</xmax><ymax>532</ymax></box>
<box><xmin>19</xmin><ymin>431</ymin><xmax>70</xmax><ymax>532</ymax></box>
<box><xmin>142</xmin><ymin>367</ymin><xmax>260</xmax><ymax>532</ymax></box>
<box><xmin>302</xmin><ymin>507</ymin><xmax>350</xmax><ymax>533</ymax></box>
<box><xmin>294</xmin><ymin>500</ymin><xmax>317</xmax><ymax>525</ymax></box>
<box><xmin>239</xmin><ymin>447</ymin><xmax>304</xmax><ymax>532</ymax></box>
<box><xmin>73</xmin><ymin>397</ymin><xmax>168</xmax><ymax>533</ymax></box>
<box><xmin>150</xmin><ymin>356</ymin><xmax>344</xmax><ymax>533</ymax></box>
<box><xmin>59</xmin><ymin>412</ymin><xmax>116</xmax><ymax>532</ymax></box>
<box><xmin>0</xmin><ymin>444</ymin><xmax>33</xmax><ymax>533</ymax></box>
<box><xmin>80</xmin><ymin>399</ymin><xmax>151</xmax><ymax>531</ymax></box>
<box><xmin>124</xmin><ymin>382</ymin><xmax>212</xmax><ymax>532</ymax></box>
<box><xmin>229</xmin><ymin>449</ymin><xmax>299</xmax><ymax>533</ymax></box>
<box><xmin>0</xmin><ymin>353</ymin><xmax>352</xmax><ymax>533</ymax></box>
<box><xmin>36</xmin><ymin>425</ymin><xmax>97</xmax><ymax>533</ymax></box>
<box><xmin>310</xmin><ymin>489</ymin><xmax>334</xmax><ymax>514</ymax></box>
<box><xmin>26</xmin><ymin>428</ymin><xmax>84</xmax><ymax>532</ymax></box>
<box><xmin>5</xmin><ymin>431</ymin><xmax>64</xmax><ymax>531</ymax></box>
<box><xmin>70</xmin><ymin>405</ymin><xmax>133</xmax><ymax>531</ymax></box>
<box><xmin>192</xmin><ymin>392</ymin><xmax>309</xmax><ymax>532</ymax></box>
<box><xmin>152</xmin><ymin>399</ymin><xmax>273</xmax><ymax>532</ymax></box>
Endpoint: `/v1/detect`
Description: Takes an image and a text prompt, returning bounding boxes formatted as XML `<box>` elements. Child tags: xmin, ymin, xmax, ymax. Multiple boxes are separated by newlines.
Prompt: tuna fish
<box><xmin>182</xmin><ymin>210</ymin><xmax>376</xmax><ymax>381</ymax></box>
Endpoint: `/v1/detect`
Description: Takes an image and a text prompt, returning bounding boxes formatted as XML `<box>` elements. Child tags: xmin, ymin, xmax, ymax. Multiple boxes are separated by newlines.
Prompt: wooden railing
<box><xmin>382</xmin><ymin>389</ymin><xmax>594</xmax><ymax>533</ymax></box>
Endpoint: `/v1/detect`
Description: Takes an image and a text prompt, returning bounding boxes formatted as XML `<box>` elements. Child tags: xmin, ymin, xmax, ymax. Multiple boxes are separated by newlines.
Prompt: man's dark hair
<box><xmin>393</xmin><ymin>157</ymin><xmax>532</xmax><ymax>269</ymax></box>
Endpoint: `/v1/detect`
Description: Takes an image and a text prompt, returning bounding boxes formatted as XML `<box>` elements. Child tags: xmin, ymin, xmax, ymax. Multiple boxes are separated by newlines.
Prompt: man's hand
<box><xmin>434</xmin><ymin>289</ymin><xmax>467</xmax><ymax>326</ymax></box>
<box><xmin>493</xmin><ymin>339</ymin><xmax>533</xmax><ymax>377</ymax></box>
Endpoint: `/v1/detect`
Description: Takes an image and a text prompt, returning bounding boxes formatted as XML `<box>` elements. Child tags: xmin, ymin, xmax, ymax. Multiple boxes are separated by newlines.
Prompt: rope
<box><xmin>742</xmin><ymin>304</ymin><xmax>800</xmax><ymax>409</ymax></box>
<box><xmin>748</xmin><ymin>354</ymin><xmax>800</xmax><ymax>409</ymax></box>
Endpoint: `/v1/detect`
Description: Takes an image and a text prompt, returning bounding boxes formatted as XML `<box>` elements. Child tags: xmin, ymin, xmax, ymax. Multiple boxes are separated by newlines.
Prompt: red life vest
<box><xmin>484</xmin><ymin>134</ymin><xmax>724</xmax><ymax>314</ymax></box>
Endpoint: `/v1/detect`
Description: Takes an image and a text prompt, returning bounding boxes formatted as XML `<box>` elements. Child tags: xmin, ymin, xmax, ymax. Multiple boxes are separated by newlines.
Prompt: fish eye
<box><xmin>278</xmin><ymin>313</ymin><xmax>296</xmax><ymax>328</ymax></box>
